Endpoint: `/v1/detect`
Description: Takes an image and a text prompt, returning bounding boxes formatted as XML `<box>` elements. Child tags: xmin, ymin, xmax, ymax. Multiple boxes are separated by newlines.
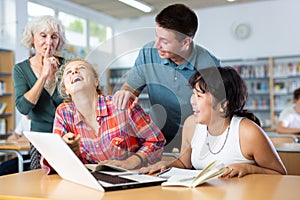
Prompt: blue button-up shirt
<box><xmin>127</xmin><ymin>41</ymin><xmax>221</xmax><ymax>149</ymax></box>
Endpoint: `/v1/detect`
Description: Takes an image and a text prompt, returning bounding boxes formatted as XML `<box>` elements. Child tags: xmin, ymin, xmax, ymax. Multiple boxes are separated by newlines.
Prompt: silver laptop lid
<box><xmin>23</xmin><ymin>131</ymin><xmax>104</xmax><ymax>191</ymax></box>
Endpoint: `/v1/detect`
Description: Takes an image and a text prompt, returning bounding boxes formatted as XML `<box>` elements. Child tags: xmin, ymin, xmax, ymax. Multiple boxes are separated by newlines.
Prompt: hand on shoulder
<box><xmin>112</xmin><ymin>90</ymin><xmax>138</xmax><ymax>110</ymax></box>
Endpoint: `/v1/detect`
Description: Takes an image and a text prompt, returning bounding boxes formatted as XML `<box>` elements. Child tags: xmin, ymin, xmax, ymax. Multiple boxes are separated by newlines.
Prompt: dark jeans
<box><xmin>0</xmin><ymin>155</ymin><xmax>31</xmax><ymax>176</ymax></box>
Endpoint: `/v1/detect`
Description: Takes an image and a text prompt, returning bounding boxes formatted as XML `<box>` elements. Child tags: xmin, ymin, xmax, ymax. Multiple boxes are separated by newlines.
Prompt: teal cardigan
<box><xmin>13</xmin><ymin>58</ymin><xmax>64</xmax><ymax>132</ymax></box>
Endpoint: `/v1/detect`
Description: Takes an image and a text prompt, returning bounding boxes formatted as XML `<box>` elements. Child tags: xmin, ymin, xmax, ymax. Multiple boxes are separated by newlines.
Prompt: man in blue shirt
<box><xmin>113</xmin><ymin>4</ymin><xmax>221</xmax><ymax>152</ymax></box>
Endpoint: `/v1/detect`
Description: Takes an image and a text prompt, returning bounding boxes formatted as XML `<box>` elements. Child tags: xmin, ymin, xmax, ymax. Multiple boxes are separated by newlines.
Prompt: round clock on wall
<box><xmin>234</xmin><ymin>23</ymin><xmax>251</xmax><ymax>40</ymax></box>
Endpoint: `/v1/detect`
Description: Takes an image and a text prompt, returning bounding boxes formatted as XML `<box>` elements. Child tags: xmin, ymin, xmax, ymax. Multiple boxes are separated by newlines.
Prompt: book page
<box><xmin>161</xmin><ymin>175</ymin><xmax>195</xmax><ymax>187</ymax></box>
<box><xmin>157</xmin><ymin>167</ymin><xmax>203</xmax><ymax>179</ymax></box>
<box><xmin>191</xmin><ymin>162</ymin><xmax>225</xmax><ymax>187</ymax></box>
<box><xmin>161</xmin><ymin>160</ymin><xmax>225</xmax><ymax>188</ymax></box>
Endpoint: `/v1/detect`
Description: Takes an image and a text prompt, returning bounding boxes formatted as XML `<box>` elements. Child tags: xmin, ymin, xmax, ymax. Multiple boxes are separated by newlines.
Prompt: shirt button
<box><xmin>96</xmin><ymin>144</ymin><xmax>99</xmax><ymax>148</ymax></box>
<box><xmin>174</xmin><ymin>76</ymin><xmax>177</xmax><ymax>80</ymax></box>
<box><xmin>145</xmin><ymin>115</ymin><xmax>150</xmax><ymax>122</ymax></box>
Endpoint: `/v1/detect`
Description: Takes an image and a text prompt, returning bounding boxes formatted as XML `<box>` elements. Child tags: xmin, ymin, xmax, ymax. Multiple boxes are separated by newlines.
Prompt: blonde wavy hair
<box><xmin>21</xmin><ymin>15</ymin><xmax>67</xmax><ymax>51</ymax></box>
<box><xmin>56</xmin><ymin>59</ymin><xmax>103</xmax><ymax>102</ymax></box>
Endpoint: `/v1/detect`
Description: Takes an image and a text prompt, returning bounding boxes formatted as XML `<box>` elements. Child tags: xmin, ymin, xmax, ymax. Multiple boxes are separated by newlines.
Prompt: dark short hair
<box><xmin>294</xmin><ymin>88</ymin><xmax>300</xmax><ymax>99</ymax></box>
<box><xmin>155</xmin><ymin>4</ymin><xmax>198</xmax><ymax>39</ymax></box>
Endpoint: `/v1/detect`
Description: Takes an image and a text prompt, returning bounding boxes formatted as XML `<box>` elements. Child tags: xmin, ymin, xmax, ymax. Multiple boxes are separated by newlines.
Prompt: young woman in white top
<box><xmin>140</xmin><ymin>66</ymin><xmax>287</xmax><ymax>177</ymax></box>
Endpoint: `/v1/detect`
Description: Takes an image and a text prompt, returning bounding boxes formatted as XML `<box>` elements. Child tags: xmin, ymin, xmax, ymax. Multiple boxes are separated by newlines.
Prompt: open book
<box><xmin>160</xmin><ymin>160</ymin><xmax>225</xmax><ymax>188</ymax></box>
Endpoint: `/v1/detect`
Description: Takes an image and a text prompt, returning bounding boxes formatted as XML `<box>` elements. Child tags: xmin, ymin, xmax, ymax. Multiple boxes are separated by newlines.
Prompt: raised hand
<box><xmin>42</xmin><ymin>45</ymin><xmax>60</xmax><ymax>79</ymax></box>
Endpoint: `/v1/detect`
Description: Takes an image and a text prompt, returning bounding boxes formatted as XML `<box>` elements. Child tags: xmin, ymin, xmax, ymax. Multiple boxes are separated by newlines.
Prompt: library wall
<box><xmin>114</xmin><ymin>0</ymin><xmax>300</xmax><ymax>60</ymax></box>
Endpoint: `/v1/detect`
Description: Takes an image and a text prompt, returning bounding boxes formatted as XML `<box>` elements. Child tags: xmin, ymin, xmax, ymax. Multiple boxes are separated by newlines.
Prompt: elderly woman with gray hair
<box><xmin>13</xmin><ymin>15</ymin><xmax>67</xmax><ymax>170</ymax></box>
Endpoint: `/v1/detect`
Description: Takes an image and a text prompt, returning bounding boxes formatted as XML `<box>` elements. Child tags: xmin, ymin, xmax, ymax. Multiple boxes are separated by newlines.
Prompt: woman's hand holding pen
<box><xmin>62</xmin><ymin>132</ymin><xmax>80</xmax><ymax>154</ymax></box>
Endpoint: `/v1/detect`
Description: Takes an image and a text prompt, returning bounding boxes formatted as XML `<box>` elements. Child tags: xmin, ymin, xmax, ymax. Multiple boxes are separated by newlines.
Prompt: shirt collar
<box><xmin>73</xmin><ymin>95</ymin><xmax>110</xmax><ymax>125</ymax></box>
<box><xmin>73</xmin><ymin>103</ymin><xmax>84</xmax><ymax>126</ymax></box>
<box><xmin>160</xmin><ymin>41</ymin><xmax>196</xmax><ymax>71</ymax></box>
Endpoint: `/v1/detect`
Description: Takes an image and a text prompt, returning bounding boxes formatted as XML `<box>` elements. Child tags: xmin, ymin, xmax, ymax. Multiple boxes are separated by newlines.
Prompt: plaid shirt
<box><xmin>53</xmin><ymin>95</ymin><xmax>166</xmax><ymax>165</ymax></box>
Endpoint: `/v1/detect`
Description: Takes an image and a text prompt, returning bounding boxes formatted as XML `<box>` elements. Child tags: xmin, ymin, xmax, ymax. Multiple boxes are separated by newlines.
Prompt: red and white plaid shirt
<box><xmin>53</xmin><ymin>95</ymin><xmax>166</xmax><ymax>165</ymax></box>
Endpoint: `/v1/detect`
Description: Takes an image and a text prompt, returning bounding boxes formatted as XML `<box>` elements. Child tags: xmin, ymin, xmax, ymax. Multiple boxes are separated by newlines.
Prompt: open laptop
<box><xmin>23</xmin><ymin>131</ymin><xmax>166</xmax><ymax>192</ymax></box>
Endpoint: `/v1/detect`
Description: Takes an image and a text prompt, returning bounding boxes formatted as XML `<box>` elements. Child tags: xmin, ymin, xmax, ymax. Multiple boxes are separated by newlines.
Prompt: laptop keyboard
<box><xmin>92</xmin><ymin>172</ymin><xmax>137</xmax><ymax>184</ymax></box>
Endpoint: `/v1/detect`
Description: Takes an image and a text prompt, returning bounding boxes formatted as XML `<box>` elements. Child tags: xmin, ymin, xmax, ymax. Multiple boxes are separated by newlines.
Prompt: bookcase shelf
<box><xmin>0</xmin><ymin>49</ymin><xmax>15</xmax><ymax>135</ymax></box>
<box><xmin>107</xmin><ymin>67</ymin><xmax>151</xmax><ymax>113</ymax></box>
<box><xmin>223</xmin><ymin>58</ymin><xmax>271</xmax><ymax>129</ymax></box>
<box><xmin>223</xmin><ymin>55</ymin><xmax>300</xmax><ymax>130</ymax></box>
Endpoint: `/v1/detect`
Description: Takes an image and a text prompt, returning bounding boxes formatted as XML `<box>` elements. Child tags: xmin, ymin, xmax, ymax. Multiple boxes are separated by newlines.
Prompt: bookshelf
<box><xmin>271</xmin><ymin>55</ymin><xmax>300</xmax><ymax>128</ymax></box>
<box><xmin>223</xmin><ymin>55</ymin><xmax>300</xmax><ymax>130</ymax></box>
<box><xmin>107</xmin><ymin>68</ymin><xmax>150</xmax><ymax>113</ymax></box>
<box><xmin>223</xmin><ymin>58</ymin><xmax>272</xmax><ymax>129</ymax></box>
<box><xmin>0</xmin><ymin>49</ymin><xmax>15</xmax><ymax>136</ymax></box>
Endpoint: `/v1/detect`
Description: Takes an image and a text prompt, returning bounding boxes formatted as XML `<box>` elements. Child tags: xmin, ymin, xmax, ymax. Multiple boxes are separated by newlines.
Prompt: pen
<box><xmin>156</xmin><ymin>168</ymin><xmax>171</xmax><ymax>177</ymax></box>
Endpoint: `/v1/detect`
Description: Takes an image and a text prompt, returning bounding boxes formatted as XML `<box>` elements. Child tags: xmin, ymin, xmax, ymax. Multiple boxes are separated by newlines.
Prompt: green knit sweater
<box><xmin>13</xmin><ymin>58</ymin><xmax>64</xmax><ymax>132</ymax></box>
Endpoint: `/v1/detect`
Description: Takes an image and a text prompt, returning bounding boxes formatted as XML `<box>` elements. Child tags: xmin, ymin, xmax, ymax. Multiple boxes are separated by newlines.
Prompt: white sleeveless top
<box><xmin>191</xmin><ymin>116</ymin><xmax>255</xmax><ymax>169</ymax></box>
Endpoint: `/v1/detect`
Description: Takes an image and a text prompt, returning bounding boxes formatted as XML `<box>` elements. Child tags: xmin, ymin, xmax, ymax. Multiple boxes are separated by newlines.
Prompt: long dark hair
<box><xmin>189</xmin><ymin>66</ymin><xmax>261</xmax><ymax>126</ymax></box>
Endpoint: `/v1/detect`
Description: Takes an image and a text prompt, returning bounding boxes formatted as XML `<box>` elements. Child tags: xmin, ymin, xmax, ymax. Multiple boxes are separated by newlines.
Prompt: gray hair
<box><xmin>21</xmin><ymin>15</ymin><xmax>67</xmax><ymax>51</ymax></box>
<box><xmin>56</xmin><ymin>59</ymin><xmax>103</xmax><ymax>102</ymax></box>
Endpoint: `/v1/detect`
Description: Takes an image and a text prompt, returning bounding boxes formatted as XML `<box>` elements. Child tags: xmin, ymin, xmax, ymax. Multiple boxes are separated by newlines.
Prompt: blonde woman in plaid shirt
<box><xmin>41</xmin><ymin>59</ymin><xmax>166</xmax><ymax>172</ymax></box>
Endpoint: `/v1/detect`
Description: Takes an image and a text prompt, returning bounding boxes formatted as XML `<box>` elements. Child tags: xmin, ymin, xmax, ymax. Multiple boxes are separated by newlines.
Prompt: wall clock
<box><xmin>234</xmin><ymin>23</ymin><xmax>251</xmax><ymax>40</ymax></box>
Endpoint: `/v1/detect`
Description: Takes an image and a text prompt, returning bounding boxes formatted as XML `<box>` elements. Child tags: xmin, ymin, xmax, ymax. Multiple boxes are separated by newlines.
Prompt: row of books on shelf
<box><xmin>246</xmin><ymin>79</ymin><xmax>299</xmax><ymax>94</ymax></box>
<box><xmin>246</xmin><ymin>97</ymin><xmax>269</xmax><ymax>110</ymax></box>
<box><xmin>274</xmin><ymin>80</ymin><xmax>300</xmax><ymax>94</ymax></box>
<box><xmin>232</xmin><ymin>64</ymin><xmax>269</xmax><ymax>78</ymax></box>
<box><xmin>273</xmin><ymin>62</ymin><xmax>300</xmax><ymax>77</ymax></box>
<box><xmin>246</xmin><ymin>96</ymin><xmax>292</xmax><ymax>111</ymax></box>
<box><xmin>247</xmin><ymin>79</ymin><xmax>300</xmax><ymax>95</ymax></box>
<box><xmin>232</xmin><ymin>60</ymin><xmax>300</xmax><ymax>78</ymax></box>
<box><xmin>247</xmin><ymin>81</ymin><xmax>269</xmax><ymax>94</ymax></box>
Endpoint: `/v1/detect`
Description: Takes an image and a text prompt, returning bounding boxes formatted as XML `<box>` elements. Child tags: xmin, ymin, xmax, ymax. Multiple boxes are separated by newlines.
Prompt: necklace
<box><xmin>206</xmin><ymin>125</ymin><xmax>230</xmax><ymax>155</ymax></box>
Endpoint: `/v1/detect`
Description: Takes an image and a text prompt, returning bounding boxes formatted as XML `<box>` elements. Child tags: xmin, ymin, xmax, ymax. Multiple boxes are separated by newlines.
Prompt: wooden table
<box><xmin>0</xmin><ymin>169</ymin><xmax>299</xmax><ymax>200</ymax></box>
<box><xmin>274</xmin><ymin>143</ymin><xmax>300</xmax><ymax>175</ymax></box>
<box><xmin>0</xmin><ymin>141</ymin><xmax>30</xmax><ymax>172</ymax></box>
<box><xmin>275</xmin><ymin>143</ymin><xmax>300</xmax><ymax>151</ymax></box>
